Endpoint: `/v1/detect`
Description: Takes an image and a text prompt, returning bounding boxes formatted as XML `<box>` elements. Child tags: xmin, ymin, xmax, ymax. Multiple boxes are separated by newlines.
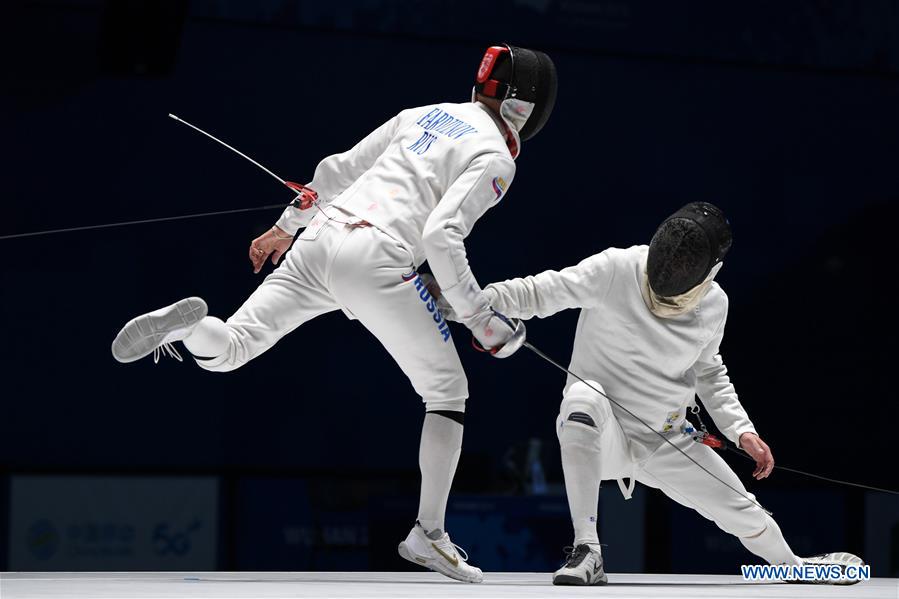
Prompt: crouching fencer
<box><xmin>439</xmin><ymin>202</ymin><xmax>863</xmax><ymax>585</ymax></box>
<box><xmin>111</xmin><ymin>44</ymin><xmax>556</xmax><ymax>583</ymax></box>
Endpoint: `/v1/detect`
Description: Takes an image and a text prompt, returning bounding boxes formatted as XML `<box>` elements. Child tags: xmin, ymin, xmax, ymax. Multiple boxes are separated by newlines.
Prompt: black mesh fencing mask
<box><xmin>475</xmin><ymin>44</ymin><xmax>558</xmax><ymax>141</ymax></box>
<box><xmin>647</xmin><ymin>202</ymin><xmax>732</xmax><ymax>297</ymax></box>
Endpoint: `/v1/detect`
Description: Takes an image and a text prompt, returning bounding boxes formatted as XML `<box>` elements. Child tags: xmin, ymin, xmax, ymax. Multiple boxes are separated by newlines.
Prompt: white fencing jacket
<box><xmin>484</xmin><ymin>245</ymin><xmax>757</xmax><ymax>459</ymax></box>
<box><xmin>276</xmin><ymin>101</ymin><xmax>516</xmax><ymax>326</ymax></box>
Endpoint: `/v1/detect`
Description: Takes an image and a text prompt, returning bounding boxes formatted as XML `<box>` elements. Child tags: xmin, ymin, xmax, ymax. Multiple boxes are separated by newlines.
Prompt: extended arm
<box><xmin>693</xmin><ymin>315</ymin><xmax>757</xmax><ymax>445</ymax></box>
<box><xmin>484</xmin><ymin>252</ymin><xmax>615</xmax><ymax>320</ymax></box>
<box><xmin>694</xmin><ymin>305</ymin><xmax>776</xmax><ymax>480</ymax></box>
<box><xmin>422</xmin><ymin>153</ymin><xmax>515</xmax><ymax>347</ymax></box>
<box><xmin>276</xmin><ymin>112</ymin><xmax>403</xmax><ymax>234</ymax></box>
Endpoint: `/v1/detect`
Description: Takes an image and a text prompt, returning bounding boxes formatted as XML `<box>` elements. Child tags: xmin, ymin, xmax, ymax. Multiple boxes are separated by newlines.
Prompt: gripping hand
<box><xmin>470</xmin><ymin>309</ymin><xmax>526</xmax><ymax>359</ymax></box>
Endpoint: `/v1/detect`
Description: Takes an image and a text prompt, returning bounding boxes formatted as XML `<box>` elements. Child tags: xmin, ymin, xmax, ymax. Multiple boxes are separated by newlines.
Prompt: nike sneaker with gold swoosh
<box><xmin>397</xmin><ymin>522</ymin><xmax>483</xmax><ymax>583</ymax></box>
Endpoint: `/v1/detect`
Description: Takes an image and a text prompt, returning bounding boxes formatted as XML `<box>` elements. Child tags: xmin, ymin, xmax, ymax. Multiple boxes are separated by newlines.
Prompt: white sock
<box><xmin>182</xmin><ymin>316</ymin><xmax>230</xmax><ymax>358</ymax></box>
<box><xmin>559</xmin><ymin>421</ymin><xmax>602</xmax><ymax>546</ymax></box>
<box><xmin>739</xmin><ymin>514</ymin><xmax>802</xmax><ymax>565</ymax></box>
<box><xmin>416</xmin><ymin>412</ymin><xmax>463</xmax><ymax>533</ymax></box>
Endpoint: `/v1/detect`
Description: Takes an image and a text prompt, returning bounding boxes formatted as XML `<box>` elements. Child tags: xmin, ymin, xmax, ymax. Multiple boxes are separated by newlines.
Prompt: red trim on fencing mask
<box><xmin>477</xmin><ymin>45</ymin><xmax>509</xmax><ymax>84</ymax></box>
<box><xmin>482</xmin><ymin>80</ymin><xmax>499</xmax><ymax>96</ymax></box>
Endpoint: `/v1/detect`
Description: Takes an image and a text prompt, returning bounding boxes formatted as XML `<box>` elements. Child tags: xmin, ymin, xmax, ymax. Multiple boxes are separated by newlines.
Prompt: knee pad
<box><xmin>559</xmin><ymin>380</ymin><xmax>614</xmax><ymax>430</ymax></box>
<box><xmin>557</xmin><ymin>380</ymin><xmax>612</xmax><ymax>452</ymax></box>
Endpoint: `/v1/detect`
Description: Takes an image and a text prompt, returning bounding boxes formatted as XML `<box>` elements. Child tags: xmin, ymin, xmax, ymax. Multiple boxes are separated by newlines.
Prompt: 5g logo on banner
<box><xmin>152</xmin><ymin>520</ymin><xmax>202</xmax><ymax>556</ymax></box>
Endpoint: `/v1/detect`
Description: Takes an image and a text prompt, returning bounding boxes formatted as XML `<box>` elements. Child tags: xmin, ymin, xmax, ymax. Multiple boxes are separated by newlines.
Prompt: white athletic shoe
<box><xmin>553</xmin><ymin>544</ymin><xmax>608</xmax><ymax>586</ymax></box>
<box><xmin>111</xmin><ymin>297</ymin><xmax>208</xmax><ymax>364</ymax></box>
<box><xmin>796</xmin><ymin>552</ymin><xmax>866</xmax><ymax>585</ymax></box>
<box><xmin>397</xmin><ymin>523</ymin><xmax>483</xmax><ymax>583</ymax></box>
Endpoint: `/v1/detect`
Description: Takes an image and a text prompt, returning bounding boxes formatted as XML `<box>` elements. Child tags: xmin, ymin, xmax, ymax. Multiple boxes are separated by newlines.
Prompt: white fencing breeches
<box><xmin>193</xmin><ymin>216</ymin><xmax>468</xmax><ymax>411</ymax></box>
<box><xmin>638</xmin><ymin>435</ymin><xmax>799</xmax><ymax>564</ymax></box>
<box><xmin>557</xmin><ymin>380</ymin><xmax>797</xmax><ymax>563</ymax></box>
<box><xmin>637</xmin><ymin>435</ymin><xmax>768</xmax><ymax>538</ymax></box>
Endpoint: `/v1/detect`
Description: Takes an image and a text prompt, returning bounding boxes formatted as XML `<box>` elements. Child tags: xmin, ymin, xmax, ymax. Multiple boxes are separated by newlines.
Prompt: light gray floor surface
<box><xmin>0</xmin><ymin>572</ymin><xmax>896</xmax><ymax>599</ymax></box>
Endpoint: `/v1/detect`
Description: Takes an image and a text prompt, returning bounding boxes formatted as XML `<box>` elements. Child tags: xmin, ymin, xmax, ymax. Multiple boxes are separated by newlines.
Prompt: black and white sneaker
<box><xmin>797</xmin><ymin>552</ymin><xmax>866</xmax><ymax>585</ymax></box>
<box><xmin>552</xmin><ymin>544</ymin><xmax>607</xmax><ymax>586</ymax></box>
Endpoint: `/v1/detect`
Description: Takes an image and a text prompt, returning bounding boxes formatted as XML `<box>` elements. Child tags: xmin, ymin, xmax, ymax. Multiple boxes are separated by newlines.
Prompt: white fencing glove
<box><xmin>469</xmin><ymin>309</ymin><xmax>526</xmax><ymax>359</ymax></box>
<box><xmin>420</xmin><ymin>273</ymin><xmax>525</xmax><ymax>358</ymax></box>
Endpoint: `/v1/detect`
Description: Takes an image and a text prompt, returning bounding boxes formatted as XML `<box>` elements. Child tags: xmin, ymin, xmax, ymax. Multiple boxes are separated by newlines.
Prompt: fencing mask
<box><xmin>646</xmin><ymin>202</ymin><xmax>732</xmax><ymax>298</ymax></box>
<box><xmin>474</xmin><ymin>44</ymin><xmax>557</xmax><ymax>147</ymax></box>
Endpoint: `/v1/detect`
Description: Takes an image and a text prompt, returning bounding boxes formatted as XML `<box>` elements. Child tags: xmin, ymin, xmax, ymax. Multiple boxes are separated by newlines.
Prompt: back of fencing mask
<box><xmin>474</xmin><ymin>44</ymin><xmax>557</xmax><ymax>141</ymax></box>
<box><xmin>647</xmin><ymin>202</ymin><xmax>732</xmax><ymax>297</ymax></box>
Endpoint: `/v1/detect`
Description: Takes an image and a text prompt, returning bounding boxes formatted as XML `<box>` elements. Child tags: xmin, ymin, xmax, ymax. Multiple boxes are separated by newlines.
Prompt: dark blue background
<box><xmin>2</xmin><ymin>0</ymin><xmax>898</xmax><ymax>575</ymax></box>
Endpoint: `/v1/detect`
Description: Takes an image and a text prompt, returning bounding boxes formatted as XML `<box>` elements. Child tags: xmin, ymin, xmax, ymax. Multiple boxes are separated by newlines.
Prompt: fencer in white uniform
<box><xmin>111</xmin><ymin>44</ymin><xmax>557</xmax><ymax>583</ymax></box>
<box><xmin>478</xmin><ymin>202</ymin><xmax>863</xmax><ymax>585</ymax></box>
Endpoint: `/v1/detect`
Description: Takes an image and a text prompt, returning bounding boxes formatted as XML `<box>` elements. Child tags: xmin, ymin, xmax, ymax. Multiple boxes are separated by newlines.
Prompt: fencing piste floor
<box><xmin>1</xmin><ymin>572</ymin><xmax>896</xmax><ymax>598</ymax></box>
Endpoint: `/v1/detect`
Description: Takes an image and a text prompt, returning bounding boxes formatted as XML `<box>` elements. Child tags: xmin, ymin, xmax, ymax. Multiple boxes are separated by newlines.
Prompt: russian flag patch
<box><xmin>492</xmin><ymin>176</ymin><xmax>507</xmax><ymax>200</ymax></box>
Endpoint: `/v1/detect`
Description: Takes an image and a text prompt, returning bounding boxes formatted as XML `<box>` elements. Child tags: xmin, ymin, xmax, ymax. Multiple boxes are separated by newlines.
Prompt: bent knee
<box><xmin>560</xmin><ymin>380</ymin><xmax>613</xmax><ymax>429</ymax></box>
<box><xmin>420</xmin><ymin>373</ymin><xmax>468</xmax><ymax>413</ymax></box>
